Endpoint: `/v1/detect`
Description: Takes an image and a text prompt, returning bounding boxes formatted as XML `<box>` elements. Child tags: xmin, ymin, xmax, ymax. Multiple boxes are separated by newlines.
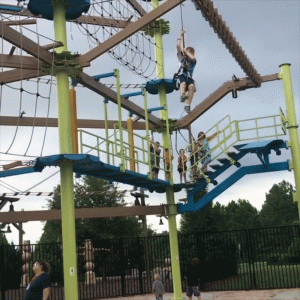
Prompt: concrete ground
<box><xmin>101</xmin><ymin>288</ymin><xmax>300</xmax><ymax>300</ymax></box>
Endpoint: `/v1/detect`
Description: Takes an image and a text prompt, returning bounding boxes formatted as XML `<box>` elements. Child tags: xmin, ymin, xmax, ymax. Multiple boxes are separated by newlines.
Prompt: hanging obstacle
<box><xmin>27</xmin><ymin>0</ymin><xmax>90</xmax><ymax>20</ymax></box>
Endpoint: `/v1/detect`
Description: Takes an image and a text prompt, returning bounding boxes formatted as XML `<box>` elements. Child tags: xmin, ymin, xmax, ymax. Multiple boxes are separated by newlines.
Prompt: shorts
<box><xmin>177</xmin><ymin>165</ymin><xmax>187</xmax><ymax>173</ymax></box>
<box><xmin>152</xmin><ymin>167</ymin><xmax>159</xmax><ymax>173</ymax></box>
<box><xmin>178</xmin><ymin>74</ymin><xmax>195</xmax><ymax>87</ymax></box>
<box><xmin>186</xmin><ymin>286</ymin><xmax>200</xmax><ymax>297</ymax></box>
<box><xmin>165</xmin><ymin>163</ymin><xmax>171</xmax><ymax>171</ymax></box>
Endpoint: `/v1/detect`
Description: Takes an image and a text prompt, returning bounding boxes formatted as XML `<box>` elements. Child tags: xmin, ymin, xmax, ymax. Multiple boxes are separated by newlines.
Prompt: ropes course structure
<box><xmin>0</xmin><ymin>1</ymin><xmax>299</xmax><ymax>300</ymax></box>
<box><xmin>75</xmin><ymin>0</ymin><xmax>162</xmax><ymax>79</ymax></box>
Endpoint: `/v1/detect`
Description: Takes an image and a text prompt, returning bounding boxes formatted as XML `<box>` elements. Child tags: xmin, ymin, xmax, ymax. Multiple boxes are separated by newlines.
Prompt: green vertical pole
<box><xmin>53</xmin><ymin>1</ymin><xmax>78</xmax><ymax>300</ymax></box>
<box><xmin>151</xmin><ymin>0</ymin><xmax>182</xmax><ymax>299</ymax></box>
<box><xmin>278</xmin><ymin>64</ymin><xmax>300</xmax><ymax>216</ymax></box>
<box><xmin>104</xmin><ymin>98</ymin><xmax>110</xmax><ymax>164</ymax></box>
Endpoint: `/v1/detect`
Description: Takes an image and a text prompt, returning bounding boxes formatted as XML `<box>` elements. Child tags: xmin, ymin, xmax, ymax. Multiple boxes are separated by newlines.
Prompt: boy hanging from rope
<box><xmin>176</xmin><ymin>30</ymin><xmax>197</xmax><ymax>113</ymax></box>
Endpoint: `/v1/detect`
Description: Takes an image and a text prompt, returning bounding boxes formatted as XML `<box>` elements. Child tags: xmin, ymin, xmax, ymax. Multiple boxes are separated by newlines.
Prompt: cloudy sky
<box><xmin>0</xmin><ymin>0</ymin><xmax>299</xmax><ymax>245</ymax></box>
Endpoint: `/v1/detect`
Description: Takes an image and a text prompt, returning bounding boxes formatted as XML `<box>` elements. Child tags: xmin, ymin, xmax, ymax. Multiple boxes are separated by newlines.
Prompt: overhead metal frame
<box><xmin>176</xmin><ymin>74</ymin><xmax>279</xmax><ymax>129</ymax></box>
<box><xmin>78</xmin><ymin>0</ymin><xmax>185</xmax><ymax>64</ymax></box>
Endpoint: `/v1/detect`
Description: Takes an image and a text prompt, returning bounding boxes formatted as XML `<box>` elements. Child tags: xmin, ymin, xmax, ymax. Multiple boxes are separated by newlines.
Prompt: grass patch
<box><xmin>209</xmin><ymin>262</ymin><xmax>300</xmax><ymax>290</ymax></box>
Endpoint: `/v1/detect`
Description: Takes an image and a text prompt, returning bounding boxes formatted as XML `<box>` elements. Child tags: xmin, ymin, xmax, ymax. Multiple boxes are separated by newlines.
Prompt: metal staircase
<box><xmin>176</xmin><ymin>113</ymin><xmax>289</xmax><ymax>213</ymax></box>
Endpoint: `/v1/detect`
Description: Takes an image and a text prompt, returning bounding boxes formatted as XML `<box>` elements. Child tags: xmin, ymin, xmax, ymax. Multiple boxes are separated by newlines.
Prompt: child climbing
<box><xmin>178</xmin><ymin>149</ymin><xmax>188</xmax><ymax>183</ymax></box>
<box><xmin>176</xmin><ymin>30</ymin><xmax>197</xmax><ymax>113</ymax></box>
<box><xmin>198</xmin><ymin>131</ymin><xmax>219</xmax><ymax>173</ymax></box>
<box><xmin>150</xmin><ymin>133</ymin><xmax>161</xmax><ymax>179</ymax></box>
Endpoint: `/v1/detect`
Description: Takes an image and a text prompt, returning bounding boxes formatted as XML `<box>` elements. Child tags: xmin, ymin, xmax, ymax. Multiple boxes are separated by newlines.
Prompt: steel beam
<box><xmin>126</xmin><ymin>0</ymin><xmax>147</xmax><ymax>16</ymax></box>
<box><xmin>0</xmin><ymin>68</ymin><xmax>49</xmax><ymax>84</ymax></box>
<box><xmin>0</xmin><ymin>5</ymin><xmax>33</xmax><ymax>17</ymax></box>
<box><xmin>74</xmin><ymin>16</ymin><xmax>131</xmax><ymax>28</ymax></box>
<box><xmin>75</xmin><ymin>72</ymin><xmax>163</xmax><ymax>127</ymax></box>
<box><xmin>0</xmin><ymin>54</ymin><xmax>40</xmax><ymax>69</ymax></box>
<box><xmin>192</xmin><ymin>0</ymin><xmax>261</xmax><ymax>86</ymax></box>
<box><xmin>43</xmin><ymin>42</ymin><xmax>64</xmax><ymax>50</ymax></box>
<box><xmin>0</xmin><ymin>21</ymin><xmax>54</xmax><ymax>65</ymax></box>
<box><xmin>78</xmin><ymin>0</ymin><xmax>185</xmax><ymax>64</ymax></box>
<box><xmin>0</xmin><ymin>205</ymin><xmax>166</xmax><ymax>223</ymax></box>
<box><xmin>0</xmin><ymin>116</ymin><xmax>152</xmax><ymax>130</ymax></box>
<box><xmin>176</xmin><ymin>74</ymin><xmax>279</xmax><ymax>129</ymax></box>
<box><xmin>3</xmin><ymin>19</ymin><xmax>36</xmax><ymax>26</ymax></box>
<box><xmin>0</xmin><ymin>5</ymin><xmax>131</xmax><ymax>29</ymax></box>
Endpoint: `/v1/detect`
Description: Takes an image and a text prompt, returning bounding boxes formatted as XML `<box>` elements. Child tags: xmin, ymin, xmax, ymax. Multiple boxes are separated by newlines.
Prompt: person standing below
<box><xmin>150</xmin><ymin>134</ymin><xmax>161</xmax><ymax>179</ymax></box>
<box><xmin>178</xmin><ymin>149</ymin><xmax>188</xmax><ymax>183</ymax></box>
<box><xmin>152</xmin><ymin>273</ymin><xmax>164</xmax><ymax>300</ymax></box>
<box><xmin>198</xmin><ymin>131</ymin><xmax>219</xmax><ymax>173</ymax></box>
<box><xmin>185</xmin><ymin>258</ymin><xmax>202</xmax><ymax>300</ymax></box>
<box><xmin>24</xmin><ymin>260</ymin><xmax>51</xmax><ymax>300</ymax></box>
<box><xmin>176</xmin><ymin>30</ymin><xmax>197</xmax><ymax>113</ymax></box>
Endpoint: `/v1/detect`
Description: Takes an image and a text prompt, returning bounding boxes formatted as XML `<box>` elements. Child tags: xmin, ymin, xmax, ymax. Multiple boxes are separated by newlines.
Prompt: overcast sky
<box><xmin>0</xmin><ymin>0</ymin><xmax>299</xmax><ymax>245</ymax></box>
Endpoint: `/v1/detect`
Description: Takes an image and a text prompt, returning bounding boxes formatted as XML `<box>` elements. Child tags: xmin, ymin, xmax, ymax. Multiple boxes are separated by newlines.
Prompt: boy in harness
<box><xmin>176</xmin><ymin>30</ymin><xmax>197</xmax><ymax>113</ymax></box>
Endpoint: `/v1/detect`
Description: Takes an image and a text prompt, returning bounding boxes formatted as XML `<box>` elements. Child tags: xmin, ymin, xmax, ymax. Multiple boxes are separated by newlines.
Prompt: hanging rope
<box><xmin>180</xmin><ymin>3</ymin><xmax>185</xmax><ymax>48</ymax></box>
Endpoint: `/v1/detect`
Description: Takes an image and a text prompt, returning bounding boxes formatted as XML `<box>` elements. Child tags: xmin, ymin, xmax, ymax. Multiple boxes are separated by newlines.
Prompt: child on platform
<box><xmin>178</xmin><ymin>149</ymin><xmax>188</xmax><ymax>183</ymax></box>
<box><xmin>164</xmin><ymin>148</ymin><xmax>174</xmax><ymax>181</ymax></box>
<box><xmin>150</xmin><ymin>134</ymin><xmax>161</xmax><ymax>179</ymax></box>
<box><xmin>198</xmin><ymin>131</ymin><xmax>219</xmax><ymax>173</ymax></box>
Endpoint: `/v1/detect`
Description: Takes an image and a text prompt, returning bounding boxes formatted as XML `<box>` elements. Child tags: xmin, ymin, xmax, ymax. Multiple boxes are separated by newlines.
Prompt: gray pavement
<box><xmin>274</xmin><ymin>290</ymin><xmax>300</xmax><ymax>299</ymax></box>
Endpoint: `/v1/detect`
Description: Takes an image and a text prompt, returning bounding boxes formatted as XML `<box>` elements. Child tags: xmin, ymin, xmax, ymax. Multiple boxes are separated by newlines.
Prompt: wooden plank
<box><xmin>0</xmin><ymin>116</ymin><xmax>152</xmax><ymax>130</ymax></box>
<box><xmin>0</xmin><ymin>205</ymin><xmax>166</xmax><ymax>222</ymax></box>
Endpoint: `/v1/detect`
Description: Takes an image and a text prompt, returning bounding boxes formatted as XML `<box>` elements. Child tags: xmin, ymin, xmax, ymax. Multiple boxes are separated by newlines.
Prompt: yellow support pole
<box><xmin>151</xmin><ymin>0</ymin><xmax>182</xmax><ymax>299</ymax></box>
<box><xmin>53</xmin><ymin>1</ymin><xmax>78</xmax><ymax>299</ymax></box>
<box><xmin>127</xmin><ymin>115</ymin><xmax>135</xmax><ymax>171</ymax></box>
<box><xmin>278</xmin><ymin>64</ymin><xmax>300</xmax><ymax>216</ymax></box>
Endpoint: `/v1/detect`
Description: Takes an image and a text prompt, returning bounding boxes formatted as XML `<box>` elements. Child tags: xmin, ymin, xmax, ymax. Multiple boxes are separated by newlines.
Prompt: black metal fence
<box><xmin>1</xmin><ymin>225</ymin><xmax>300</xmax><ymax>299</ymax></box>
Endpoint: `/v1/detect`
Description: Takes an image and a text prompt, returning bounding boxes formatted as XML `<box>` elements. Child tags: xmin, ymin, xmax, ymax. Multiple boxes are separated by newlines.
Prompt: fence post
<box><xmin>136</xmin><ymin>237</ymin><xmax>144</xmax><ymax>295</ymax></box>
<box><xmin>119</xmin><ymin>238</ymin><xmax>126</xmax><ymax>297</ymax></box>
<box><xmin>0</xmin><ymin>244</ymin><xmax>5</xmax><ymax>300</ymax></box>
<box><xmin>245</xmin><ymin>229</ymin><xmax>257</xmax><ymax>289</ymax></box>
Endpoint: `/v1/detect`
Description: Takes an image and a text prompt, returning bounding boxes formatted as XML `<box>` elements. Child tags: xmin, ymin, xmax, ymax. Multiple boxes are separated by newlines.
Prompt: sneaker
<box><xmin>184</xmin><ymin>105</ymin><xmax>191</xmax><ymax>113</ymax></box>
<box><xmin>180</xmin><ymin>93</ymin><xmax>188</xmax><ymax>102</ymax></box>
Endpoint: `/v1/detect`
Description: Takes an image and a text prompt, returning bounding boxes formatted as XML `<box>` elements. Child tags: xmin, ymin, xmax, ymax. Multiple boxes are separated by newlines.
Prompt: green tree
<box><xmin>0</xmin><ymin>231</ymin><xmax>9</xmax><ymax>246</ymax></box>
<box><xmin>39</xmin><ymin>176</ymin><xmax>143</xmax><ymax>245</ymax></box>
<box><xmin>259</xmin><ymin>180</ymin><xmax>298</xmax><ymax>227</ymax></box>
<box><xmin>224</xmin><ymin>199</ymin><xmax>260</xmax><ymax>230</ymax></box>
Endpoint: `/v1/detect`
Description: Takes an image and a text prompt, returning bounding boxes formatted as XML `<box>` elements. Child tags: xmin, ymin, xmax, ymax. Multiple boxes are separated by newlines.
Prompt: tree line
<box><xmin>1</xmin><ymin>178</ymin><xmax>297</xmax><ymax>247</ymax></box>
